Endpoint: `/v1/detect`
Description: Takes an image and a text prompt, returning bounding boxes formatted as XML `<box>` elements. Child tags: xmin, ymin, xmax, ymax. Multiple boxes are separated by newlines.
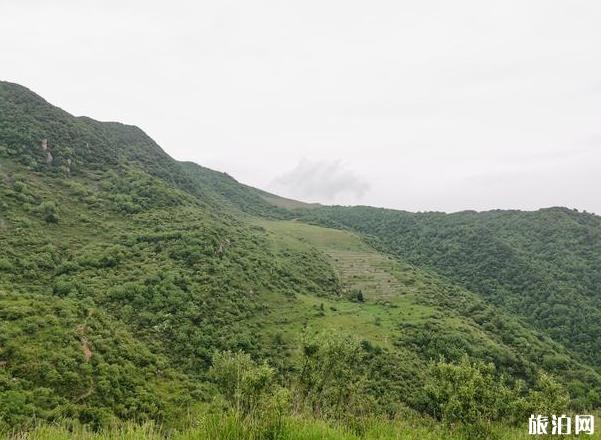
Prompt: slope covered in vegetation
<box><xmin>0</xmin><ymin>81</ymin><xmax>340</xmax><ymax>428</ymax></box>
<box><xmin>298</xmin><ymin>207</ymin><xmax>601</xmax><ymax>391</ymax></box>
<box><xmin>1</xmin><ymin>81</ymin><xmax>600</xmax><ymax>438</ymax></box>
<box><xmin>256</xmin><ymin>220</ymin><xmax>601</xmax><ymax>408</ymax></box>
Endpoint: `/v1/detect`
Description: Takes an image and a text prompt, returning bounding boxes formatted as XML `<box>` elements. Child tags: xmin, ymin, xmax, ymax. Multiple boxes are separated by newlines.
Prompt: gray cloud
<box><xmin>269</xmin><ymin>159</ymin><xmax>369</xmax><ymax>203</ymax></box>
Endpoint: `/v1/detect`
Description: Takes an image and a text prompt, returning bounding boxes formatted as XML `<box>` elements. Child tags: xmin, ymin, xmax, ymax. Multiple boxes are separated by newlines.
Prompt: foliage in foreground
<box><xmin>7</xmin><ymin>343</ymin><xmax>570</xmax><ymax>439</ymax></box>
<box><xmin>5</xmin><ymin>413</ymin><xmax>601</xmax><ymax>440</ymax></box>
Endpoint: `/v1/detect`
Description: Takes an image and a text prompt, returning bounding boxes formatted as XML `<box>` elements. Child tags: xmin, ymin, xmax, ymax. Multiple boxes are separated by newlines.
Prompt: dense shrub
<box><xmin>36</xmin><ymin>201</ymin><xmax>59</xmax><ymax>224</ymax></box>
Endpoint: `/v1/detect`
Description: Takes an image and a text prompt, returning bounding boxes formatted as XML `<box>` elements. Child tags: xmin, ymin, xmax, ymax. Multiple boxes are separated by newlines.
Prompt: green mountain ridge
<box><xmin>1</xmin><ymin>81</ymin><xmax>600</xmax><ymax>434</ymax></box>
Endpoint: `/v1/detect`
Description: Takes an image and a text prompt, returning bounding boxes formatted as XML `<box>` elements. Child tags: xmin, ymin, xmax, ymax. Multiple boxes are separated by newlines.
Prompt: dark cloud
<box><xmin>269</xmin><ymin>159</ymin><xmax>370</xmax><ymax>203</ymax></box>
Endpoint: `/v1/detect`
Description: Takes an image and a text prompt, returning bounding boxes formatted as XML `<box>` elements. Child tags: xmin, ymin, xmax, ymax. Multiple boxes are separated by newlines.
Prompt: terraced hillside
<box><xmin>258</xmin><ymin>220</ymin><xmax>411</xmax><ymax>302</ymax></box>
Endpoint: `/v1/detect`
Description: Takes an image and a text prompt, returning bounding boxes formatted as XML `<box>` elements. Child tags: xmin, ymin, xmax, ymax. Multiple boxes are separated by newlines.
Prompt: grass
<box><xmin>6</xmin><ymin>414</ymin><xmax>601</xmax><ymax>440</ymax></box>
<box><xmin>249</xmin><ymin>219</ymin><xmax>439</xmax><ymax>353</ymax></box>
<box><xmin>255</xmin><ymin>219</ymin><xmax>449</xmax><ymax>331</ymax></box>
<box><xmin>257</xmin><ymin>219</ymin><xmax>433</xmax><ymax>303</ymax></box>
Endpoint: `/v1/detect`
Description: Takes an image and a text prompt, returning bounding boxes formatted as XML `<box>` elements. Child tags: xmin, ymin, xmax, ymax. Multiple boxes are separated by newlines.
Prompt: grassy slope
<box><xmin>253</xmin><ymin>220</ymin><xmax>601</xmax><ymax>407</ymax></box>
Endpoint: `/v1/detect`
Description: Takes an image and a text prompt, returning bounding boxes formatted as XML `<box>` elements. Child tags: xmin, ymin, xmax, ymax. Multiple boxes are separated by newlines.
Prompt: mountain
<box><xmin>1</xmin><ymin>81</ymin><xmax>600</xmax><ymax>434</ymax></box>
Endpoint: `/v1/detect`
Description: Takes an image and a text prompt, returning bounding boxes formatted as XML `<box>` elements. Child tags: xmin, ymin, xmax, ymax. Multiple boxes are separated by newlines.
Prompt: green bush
<box><xmin>209</xmin><ymin>351</ymin><xmax>288</xmax><ymax>416</ymax></box>
<box><xmin>421</xmin><ymin>355</ymin><xmax>570</xmax><ymax>438</ymax></box>
<box><xmin>36</xmin><ymin>201</ymin><xmax>59</xmax><ymax>224</ymax></box>
<box><xmin>209</xmin><ymin>351</ymin><xmax>290</xmax><ymax>437</ymax></box>
<box><xmin>295</xmin><ymin>332</ymin><xmax>373</xmax><ymax>419</ymax></box>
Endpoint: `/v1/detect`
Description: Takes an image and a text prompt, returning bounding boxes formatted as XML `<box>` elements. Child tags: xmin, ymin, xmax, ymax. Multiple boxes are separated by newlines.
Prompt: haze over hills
<box><xmin>1</xmin><ymin>81</ymin><xmax>600</xmax><ymax>436</ymax></box>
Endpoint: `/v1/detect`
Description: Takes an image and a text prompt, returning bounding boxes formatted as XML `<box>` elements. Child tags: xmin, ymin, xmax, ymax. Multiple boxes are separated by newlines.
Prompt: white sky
<box><xmin>2</xmin><ymin>0</ymin><xmax>600</xmax><ymax>213</ymax></box>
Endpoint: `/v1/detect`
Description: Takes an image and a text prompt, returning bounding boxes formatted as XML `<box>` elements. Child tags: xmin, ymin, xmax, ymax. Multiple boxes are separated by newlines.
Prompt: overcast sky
<box><xmin>2</xmin><ymin>1</ymin><xmax>600</xmax><ymax>213</ymax></box>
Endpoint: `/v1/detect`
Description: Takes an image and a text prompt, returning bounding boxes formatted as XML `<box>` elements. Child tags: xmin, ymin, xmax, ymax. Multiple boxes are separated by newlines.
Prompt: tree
<box><xmin>523</xmin><ymin>372</ymin><xmax>570</xmax><ymax>416</ymax></box>
<box><xmin>422</xmin><ymin>355</ymin><xmax>522</xmax><ymax>438</ymax></box>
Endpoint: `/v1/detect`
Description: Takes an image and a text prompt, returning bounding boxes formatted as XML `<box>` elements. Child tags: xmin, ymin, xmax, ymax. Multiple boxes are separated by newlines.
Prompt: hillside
<box><xmin>298</xmin><ymin>207</ymin><xmax>601</xmax><ymax>378</ymax></box>
<box><xmin>0</xmin><ymin>81</ymin><xmax>340</xmax><ymax>427</ymax></box>
<box><xmin>255</xmin><ymin>220</ymin><xmax>601</xmax><ymax>407</ymax></box>
<box><xmin>1</xmin><ymin>81</ymin><xmax>600</xmax><ymax>437</ymax></box>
